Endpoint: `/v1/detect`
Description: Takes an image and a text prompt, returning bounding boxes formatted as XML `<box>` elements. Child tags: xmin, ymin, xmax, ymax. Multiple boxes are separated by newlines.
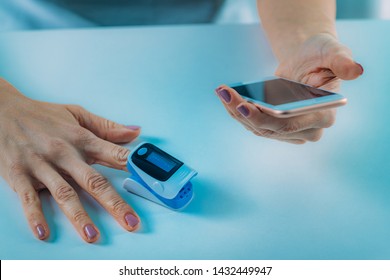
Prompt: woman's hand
<box><xmin>216</xmin><ymin>33</ymin><xmax>363</xmax><ymax>144</ymax></box>
<box><xmin>0</xmin><ymin>78</ymin><xmax>141</xmax><ymax>242</ymax></box>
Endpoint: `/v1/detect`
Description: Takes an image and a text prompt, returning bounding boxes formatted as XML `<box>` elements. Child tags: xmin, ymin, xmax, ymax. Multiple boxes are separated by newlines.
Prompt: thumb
<box><xmin>325</xmin><ymin>43</ymin><xmax>364</xmax><ymax>80</ymax></box>
<box><xmin>67</xmin><ymin>105</ymin><xmax>141</xmax><ymax>143</ymax></box>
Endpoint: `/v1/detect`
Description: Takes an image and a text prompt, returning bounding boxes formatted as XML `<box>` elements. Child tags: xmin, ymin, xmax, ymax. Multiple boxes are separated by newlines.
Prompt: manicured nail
<box><xmin>84</xmin><ymin>224</ymin><xmax>98</xmax><ymax>240</ymax></box>
<box><xmin>216</xmin><ymin>88</ymin><xmax>231</xmax><ymax>103</ymax></box>
<box><xmin>125</xmin><ymin>213</ymin><xmax>139</xmax><ymax>228</ymax></box>
<box><xmin>36</xmin><ymin>225</ymin><xmax>45</xmax><ymax>239</ymax></box>
<box><xmin>356</xmin><ymin>63</ymin><xmax>364</xmax><ymax>75</ymax></box>
<box><xmin>237</xmin><ymin>105</ymin><xmax>250</xmax><ymax>117</ymax></box>
<box><xmin>125</xmin><ymin>125</ymin><xmax>141</xmax><ymax>131</ymax></box>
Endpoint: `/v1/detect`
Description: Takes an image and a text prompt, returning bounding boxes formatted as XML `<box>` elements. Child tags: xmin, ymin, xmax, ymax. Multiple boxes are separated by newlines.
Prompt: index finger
<box><xmin>235</xmin><ymin>100</ymin><xmax>336</xmax><ymax>134</ymax></box>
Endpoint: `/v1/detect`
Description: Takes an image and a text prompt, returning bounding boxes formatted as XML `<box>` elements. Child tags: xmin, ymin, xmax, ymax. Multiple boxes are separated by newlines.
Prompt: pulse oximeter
<box><xmin>123</xmin><ymin>142</ymin><xmax>197</xmax><ymax>210</ymax></box>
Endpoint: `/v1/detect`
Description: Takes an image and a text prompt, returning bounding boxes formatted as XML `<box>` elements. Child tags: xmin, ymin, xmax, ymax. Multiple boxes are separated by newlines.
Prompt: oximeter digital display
<box><xmin>123</xmin><ymin>143</ymin><xmax>197</xmax><ymax>210</ymax></box>
<box><xmin>131</xmin><ymin>143</ymin><xmax>183</xmax><ymax>181</ymax></box>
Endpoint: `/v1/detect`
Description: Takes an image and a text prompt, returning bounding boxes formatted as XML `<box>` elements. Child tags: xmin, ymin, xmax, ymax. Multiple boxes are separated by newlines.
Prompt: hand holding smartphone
<box><xmin>230</xmin><ymin>77</ymin><xmax>346</xmax><ymax>118</ymax></box>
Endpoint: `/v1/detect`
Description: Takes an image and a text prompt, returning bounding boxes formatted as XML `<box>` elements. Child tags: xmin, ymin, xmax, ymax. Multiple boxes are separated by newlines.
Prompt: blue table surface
<box><xmin>0</xmin><ymin>20</ymin><xmax>390</xmax><ymax>260</ymax></box>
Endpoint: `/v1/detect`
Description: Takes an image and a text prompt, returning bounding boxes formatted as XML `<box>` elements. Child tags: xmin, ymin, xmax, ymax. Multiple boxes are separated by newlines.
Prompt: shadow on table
<box><xmin>39</xmin><ymin>162</ymin><xmax>256</xmax><ymax>244</ymax></box>
<box><xmin>183</xmin><ymin>177</ymin><xmax>256</xmax><ymax>219</ymax></box>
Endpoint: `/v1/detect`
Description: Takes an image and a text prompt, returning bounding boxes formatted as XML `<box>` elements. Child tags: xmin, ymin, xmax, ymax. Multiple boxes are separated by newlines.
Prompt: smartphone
<box><xmin>230</xmin><ymin>77</ymin><xmax>347</xmax><ymax>118</ymax></box>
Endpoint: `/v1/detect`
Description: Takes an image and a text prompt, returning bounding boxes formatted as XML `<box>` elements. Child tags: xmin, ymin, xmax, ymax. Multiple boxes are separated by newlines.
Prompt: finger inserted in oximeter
<box><xmin>123</xmin><ymin>142</ymin><xmax>197</xmax><ymax>210</ymax></box>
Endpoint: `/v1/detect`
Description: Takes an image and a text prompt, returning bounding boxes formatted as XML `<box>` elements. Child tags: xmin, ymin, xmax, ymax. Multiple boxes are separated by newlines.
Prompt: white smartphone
<box><xmin>230</xmin><ymin>77</ymin><xmax>347</xmax><ymax>118</ymax></box>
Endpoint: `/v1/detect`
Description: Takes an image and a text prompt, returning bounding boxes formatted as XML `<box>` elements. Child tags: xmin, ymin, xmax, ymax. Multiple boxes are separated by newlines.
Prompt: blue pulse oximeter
<box><xmin>123</xmin><ymin>142</ymin><xmax>197</xmax><ymax>210</ymax></box>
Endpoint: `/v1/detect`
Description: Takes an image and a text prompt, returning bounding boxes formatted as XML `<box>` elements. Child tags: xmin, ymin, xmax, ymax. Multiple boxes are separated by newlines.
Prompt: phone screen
<box><xmin>232</xmin><ymin>78</ymin><xmax>336</xmax><ymax>106</ymax></box>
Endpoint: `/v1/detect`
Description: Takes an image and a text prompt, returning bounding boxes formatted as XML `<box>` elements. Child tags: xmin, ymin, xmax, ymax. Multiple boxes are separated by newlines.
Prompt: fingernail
<box><xmin>84</xmin><ymin>224</ymin><xmax>98</xmax><ymax>240</ymax></box>
<box><xmin>237</xmin><ymin>105</ymin><xmax>250</xmax><ymax>117</ymax></box>
<box><xmin>356</xmin><ymin>63</ymin><xmax>364</xmax><ymax>75</ymax></box>
<box><xmin>125</xmin><ymin>213</ymin><xmax>139</xmax><ymax>228</ymax></box>
<box><xmin>125</xmin><ymin>125</ymin><xmax>141</xmax><ymax>131</ymax></box>
<box><xmin>216</xmin><ymin>88</ymin><xmax>231</xmax><ymax>103</ymax></box>
<box><xmin>36</xmin><ymin>224</ymin><xmax>45</xmax><ymax>239</ymax></box>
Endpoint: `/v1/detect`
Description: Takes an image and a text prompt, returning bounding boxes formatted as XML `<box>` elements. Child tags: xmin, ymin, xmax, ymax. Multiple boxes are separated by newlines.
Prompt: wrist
<box><xmin>258</xmin><ymin>0</ymin><xmax>337</xmax><ymax>63</ymax></box>
<box><xmin>268</xmin><ymin>22</ymin><xmax>337</xmax><ymax>63</ymax></box>
<box><xmin>0</xmin><ymin>78</ymin><xmax>29</xmax><ymax>108</ymax></box>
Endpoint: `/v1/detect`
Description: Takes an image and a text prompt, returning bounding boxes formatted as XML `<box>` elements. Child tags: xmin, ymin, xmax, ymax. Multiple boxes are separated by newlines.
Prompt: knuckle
<box><xmin>71</xmin><ymin>126</ymin><xmax>95</xmax><ymax>146</ymax></box>
<box><xmin>75</xmin><ymin>126</ymin><xmax>92</xmax><ymax>140</ymax></box>
<box><xmin>85</xmin><ymin>172</ymin><xmax>110</xmax><ymax>195</ymax></box>
<box><xmin>19</xmin><ymin>190</ymin><xmax>38</xmax><ymax>206</ymax></box>
<box><xmin>8</xmin><ymin>160</ymin><xmax>26</xmax><ymax>181</ymax></box>
<box><xmin>73</xmin><ymin>209</ymin><xmax>88</xmax><ymax>223</ymax></box>
<box><xmin>46</xmin><ymin>138</ymin><xmax>69</xmax><ymax>157</ymax></box>
<box><xmin>29</xmin><ymin>153</ymin><xmax>46</xmax><ymax>165</ymax></box>
<box><xmin>103</xmin><ymin>118</ymin><xmax>116</xmax><ymax>130</ymax></box>
<box><xmin>27</xmin><ymin>212</ymin><xmax>41</xmax><ymax>225</ymax></box>
<box><xmin>73</xmin><ymin>104</ymin><xmax>85</xmax><ymax>111</ymax></box>
<box><xmin>111</xmin><ymin>198</ymin><xmax>128</xmax><ymax>216</ymax></box>
<box><xmin>277</xmin><ymin>120</ymin><xmax>300</xmax><ymax>134</ymax></box>
<box><xmin>66</xmin><ymin>104</ymin><xmax>86</xmax><ymax>123</ymax></box>
<box><xmin>112</xmin><ymin>146</ymin><xmax>129</xmax><ymax>163</ymax></box>
<box><xmin>67</xmin><ymin>104</ymin><xmax>85</xmax><ymax>114</ymax></box>
<box><xmin>55</xmin><ymin>184</ymin><xmax>77</xmax><ymax>204</ymax></box>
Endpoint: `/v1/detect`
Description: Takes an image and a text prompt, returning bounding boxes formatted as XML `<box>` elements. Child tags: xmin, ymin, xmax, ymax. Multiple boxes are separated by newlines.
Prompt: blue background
<box><xmin>0</xmin><ymin>21</ymin><xmax>390</xmax><ymax>259</ymax></box>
